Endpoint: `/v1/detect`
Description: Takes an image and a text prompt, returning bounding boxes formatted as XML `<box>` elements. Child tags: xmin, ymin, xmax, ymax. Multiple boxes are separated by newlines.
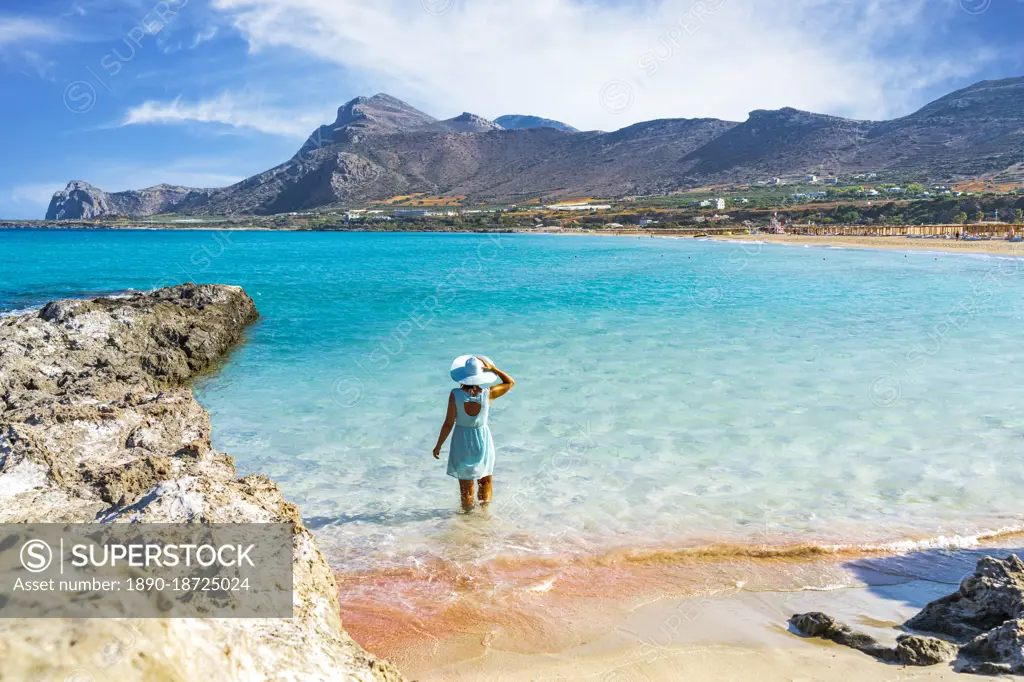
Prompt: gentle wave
<box><xmin>333</xmin><ymin>526</ymin><xmax>1024</xmax><ymax>665</ymax></box>
<box><xmin>0</xmin><ymin>289</ymin><xmax>143</xmax><ymax>319</ymax></box>
<box><xmin>0</xmin><ymin>306</ymin><xmax>40</xmax><ymax>318</ymax></box>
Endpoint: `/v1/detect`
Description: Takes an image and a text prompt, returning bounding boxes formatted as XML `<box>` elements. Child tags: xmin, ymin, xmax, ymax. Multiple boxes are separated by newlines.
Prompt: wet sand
<box><xmin>339</xmin><ymin>539</ymin><xmax>1024</xmax><ymax>681</ymax></box>
<box><xmin>710</xmin><ymin>233</ymin><xmax>1024</xmax><ymax>256</ymax></box>
<box><xmin>413</xmin><ymin>583</ymin><xmax>966</xmax><ymax>681</ymax></box>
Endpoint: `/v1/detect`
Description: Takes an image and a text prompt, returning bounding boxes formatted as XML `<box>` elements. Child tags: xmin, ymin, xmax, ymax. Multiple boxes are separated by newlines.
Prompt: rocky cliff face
<box><xmin>0</xmin><ymin>285</ymin><xmax>405</xmax><ymax>682</ymax></box>
<box><xmin>45</xmin><ymin>181</ymin><xmax>217</xmax><ymax>220</ymax></box>
<box><xmin>47</xmin><ymin>77</ymin><xmax>1024</xmax><ymax>218</ymax></box>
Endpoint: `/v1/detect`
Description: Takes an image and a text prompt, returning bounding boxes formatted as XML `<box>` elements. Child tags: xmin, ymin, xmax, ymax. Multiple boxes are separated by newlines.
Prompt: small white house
<box><xmin>887</xmin><ymin>187</ymin><xmax>904</xmax><ymax>194</ymax></box>
<box><xmin>804</xmin><ymin>174</ymin><xmax>818</xmax><ymax>183</ymax></box>
<box><xmin>825</xmin><ymin>177</ymin><xmax>839</xmax><ymax>185</ymax></box>
<box><xmin>791</xmin><ymin>193</ymin><xmax>808</xmax><ymax>200</ymax></box>
<box><xmin>639</xmin><ymin>218</ymin><xmax>659</xmax><ymax>227</ymax></box>
<box><xmin>715</xmin><ymin>198</ymin><xmax>726</xmax><ymax>210</ymax></box>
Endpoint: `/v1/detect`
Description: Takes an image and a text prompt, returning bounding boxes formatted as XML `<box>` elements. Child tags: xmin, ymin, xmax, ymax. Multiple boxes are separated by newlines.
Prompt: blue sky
<box><xmin>1</xmin><ymin>0</ymin><xmax>1022</xmax><ymax>219</ymax></box>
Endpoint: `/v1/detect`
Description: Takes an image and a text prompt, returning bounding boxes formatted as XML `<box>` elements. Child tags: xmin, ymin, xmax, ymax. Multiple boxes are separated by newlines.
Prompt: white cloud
<box><xmin>190</xmin><ymin>25</ymin><xmax>218</xmax><ymax>49</ymax></box>
<box><xmin>122</xmin><ymin>92</ymin><xmax>331</xmax><ymax>136</ymax></box>
<box><xmin>209</xmin><ymin>0</ymin><xmax>993</xmax><ymax>130</ymax></box>
<box><xmin>0</xmin><ymin>16</ymin><xmax>60</xmax><ymax>47</ymax></box>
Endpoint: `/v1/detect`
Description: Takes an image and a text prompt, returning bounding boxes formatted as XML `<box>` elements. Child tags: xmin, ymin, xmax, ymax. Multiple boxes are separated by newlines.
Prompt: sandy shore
<box><xmin>415</xmin><ymin>585</ymin><xmax>964</xmax><ymax>681</ymax></box>
<box><xmin>346</xmin><ymin>540</ymin><xmax>1024</xmax><ymax>681</ymax></box>
<box><xmin>710</xmin><ymin>233</ymin><xmax>1024</xmax><ymax>257</ymax></box>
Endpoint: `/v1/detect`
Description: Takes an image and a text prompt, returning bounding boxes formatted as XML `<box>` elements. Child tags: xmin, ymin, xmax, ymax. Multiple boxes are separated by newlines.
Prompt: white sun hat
<box><xmin>450</xmin><ymin>355</ymin><xmax>498</xmax><ymax>386</ymax></box>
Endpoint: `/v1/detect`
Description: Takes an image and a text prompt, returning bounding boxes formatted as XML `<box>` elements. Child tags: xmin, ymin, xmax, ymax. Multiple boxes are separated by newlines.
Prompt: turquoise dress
<box><xmin>447</xmin><ymin>387</ymin><xmax>495</xmax><ymax>480</ymax></box>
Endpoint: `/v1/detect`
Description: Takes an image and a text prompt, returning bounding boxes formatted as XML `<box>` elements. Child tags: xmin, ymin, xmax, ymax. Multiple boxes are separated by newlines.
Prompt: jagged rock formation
<box><xmin>494</xmin><ymin>114</ymin><xmax>579</xmax><ymax>133</ymax></box>
<box><xmin>0</xmin><ymin>285</ymin><xmax>405</xmax><ymax>682</ymax></box>
<box><xmin>422</xmin><ymin>111</ymin><xmax>504</xmax><ymax>133</ymax></box>
<box><xmin>790</xmin><ymin>554</ymin><xmax>1024</xmax><ymax>675</ymax></box>
<box><xmin>45</xmin><ymin>77</ymin><xmax>1024</xmax><ymax>218</ymax></box>
<box><xmin>45</xmin><ymin>181</ymin><xmax>217</xmax><ymax>220</ymax></box>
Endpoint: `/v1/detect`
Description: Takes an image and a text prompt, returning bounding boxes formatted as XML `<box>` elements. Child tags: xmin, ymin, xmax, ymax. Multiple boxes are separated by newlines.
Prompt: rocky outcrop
<box><xmin>906</xmin><ymin>554</ymin><xmax>1024</xmax><ymax>639</ymax></box>
<box><xmin>788</xmin><ymin>612</ymin><xmax>958</xmax><ymax>666</ymax></box>
<box><xmin>790</xmin><ymin>554</ymin><xmax>1024</xmax><ymax>675</ymax></box>
<box><xmin>45</xmin><ymin>181</ymin><xmax>217</xmax><ymax>220</ymax></box>
<box><xmin>0</xmin><ymin>284</ymin><xmax>405</xmax><ymax>682</ymax></box>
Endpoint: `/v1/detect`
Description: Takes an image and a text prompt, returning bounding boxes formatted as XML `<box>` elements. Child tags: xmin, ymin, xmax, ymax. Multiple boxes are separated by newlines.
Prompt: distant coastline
<box><xmin>5</xmin><ymin>221</ymin><xmax>1024</xmax><ymax>257</ymax></box>
<box><xmin>707</xmin><ymin>233</ymin><xmax>1024</xmax><ymax>257</ymax></box>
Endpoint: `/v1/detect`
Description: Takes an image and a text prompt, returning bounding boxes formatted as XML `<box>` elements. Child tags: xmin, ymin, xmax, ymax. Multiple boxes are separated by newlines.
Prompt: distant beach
<box><xmin>708</xmin><ymin>233</ymin><xmax>1024</xmax><ymax>257</ymax></box>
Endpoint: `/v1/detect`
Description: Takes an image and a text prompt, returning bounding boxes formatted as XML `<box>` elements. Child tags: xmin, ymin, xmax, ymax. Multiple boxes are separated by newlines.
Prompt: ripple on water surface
<box><xmin>4</xmin><ymin>229</ymin><xmax>1024</xmax><ymax>639</ymax></box>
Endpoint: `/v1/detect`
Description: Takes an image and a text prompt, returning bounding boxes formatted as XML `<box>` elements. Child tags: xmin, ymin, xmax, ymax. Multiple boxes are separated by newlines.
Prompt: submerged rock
<box><xmin>0</xmin><ymin>284</ymin><xmax>405</xmax><ymax>682</ymax></box>
<box><xmin>790</xmin><ymin>554</ymin><xmax>1024</xmax><ymax>675</ymax></box>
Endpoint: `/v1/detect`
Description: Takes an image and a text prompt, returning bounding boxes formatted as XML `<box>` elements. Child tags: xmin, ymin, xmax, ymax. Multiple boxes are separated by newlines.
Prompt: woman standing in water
<box><xmin>432</xmin><ymin>355</ymin><xmax>515</xmax><ymax>510</ymax></box>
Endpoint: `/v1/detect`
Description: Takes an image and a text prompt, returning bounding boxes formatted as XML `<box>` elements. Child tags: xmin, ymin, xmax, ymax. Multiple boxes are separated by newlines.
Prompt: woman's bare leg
<box><xmin>459</xmin><ymin>480</ymin><xmax>475</xmax><ymax>510</ymax></box>
<box><xmin>477</xmin><ymin>476</ymin><xmax>493</xmax><ymax>504</ymax></box>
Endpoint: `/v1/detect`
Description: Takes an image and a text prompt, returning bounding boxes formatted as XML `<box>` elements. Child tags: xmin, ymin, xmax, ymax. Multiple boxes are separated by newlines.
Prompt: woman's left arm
<box><xmin>480</xmin><ymin>358</ymin><xmax>515</xmax><ymax>400</ymax></box>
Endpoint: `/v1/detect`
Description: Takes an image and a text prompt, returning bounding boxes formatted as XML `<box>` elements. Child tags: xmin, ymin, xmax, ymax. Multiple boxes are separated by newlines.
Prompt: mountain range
<box><xmin>46</xmin><ymin>78</ymin><xmax>1024</xmax><ymax>219</ymax></box>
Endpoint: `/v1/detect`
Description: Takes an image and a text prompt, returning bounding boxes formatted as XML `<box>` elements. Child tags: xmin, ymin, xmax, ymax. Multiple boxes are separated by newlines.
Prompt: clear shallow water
<box><xmin>4</xmin><ymin>229</ymin><xmax>1024</xmax><ymax>574</ymax></box>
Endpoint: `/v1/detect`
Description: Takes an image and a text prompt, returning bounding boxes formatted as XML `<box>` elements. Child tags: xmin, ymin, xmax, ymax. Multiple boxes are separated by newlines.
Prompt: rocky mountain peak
<box><xmin>332</xmin><ymin>93</ymin><xmax>436</xmax><ymax>131</ymax></box>
<box><xmin>905</xmin><ymin>76</ymin><xmax>1024</xmax><ymax>121</ymax></box>
<box><xmin>746</xmin><ymin>107</ymin><xmax>859</xmax><ymax>126</ymax></box>
<box><xmin>493</xmin><ymin>114</ymin><xmax>579</xmax><ymax>133</ymax></box>
<box><xmin>423</xmin><ymin>112</ymin><xmax>503</xmax><ymax>133</ymax></box>
<box><xmin>62</xmin><ymin>180</ymin><xmax>100</xmax><ymax>193</ymax></box>
<box><xmin>46</xmin><ymin>181</ymin><xmax>216</xmax><ymax>221</ymax></box>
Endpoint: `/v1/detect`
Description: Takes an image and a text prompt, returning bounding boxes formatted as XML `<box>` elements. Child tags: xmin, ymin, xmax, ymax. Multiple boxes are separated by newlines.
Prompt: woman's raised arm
<box><xmin>480</xmin><ymin>358</ymin><xmax>515</xmax><ymax>400</ymax></box>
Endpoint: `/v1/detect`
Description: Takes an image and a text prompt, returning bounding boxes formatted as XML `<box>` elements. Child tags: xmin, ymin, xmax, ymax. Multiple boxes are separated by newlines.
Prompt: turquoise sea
<box><xmin>4</xmin><ymin>228</ymin><xmax>1024</xmax><ymax>575</ymax></box>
